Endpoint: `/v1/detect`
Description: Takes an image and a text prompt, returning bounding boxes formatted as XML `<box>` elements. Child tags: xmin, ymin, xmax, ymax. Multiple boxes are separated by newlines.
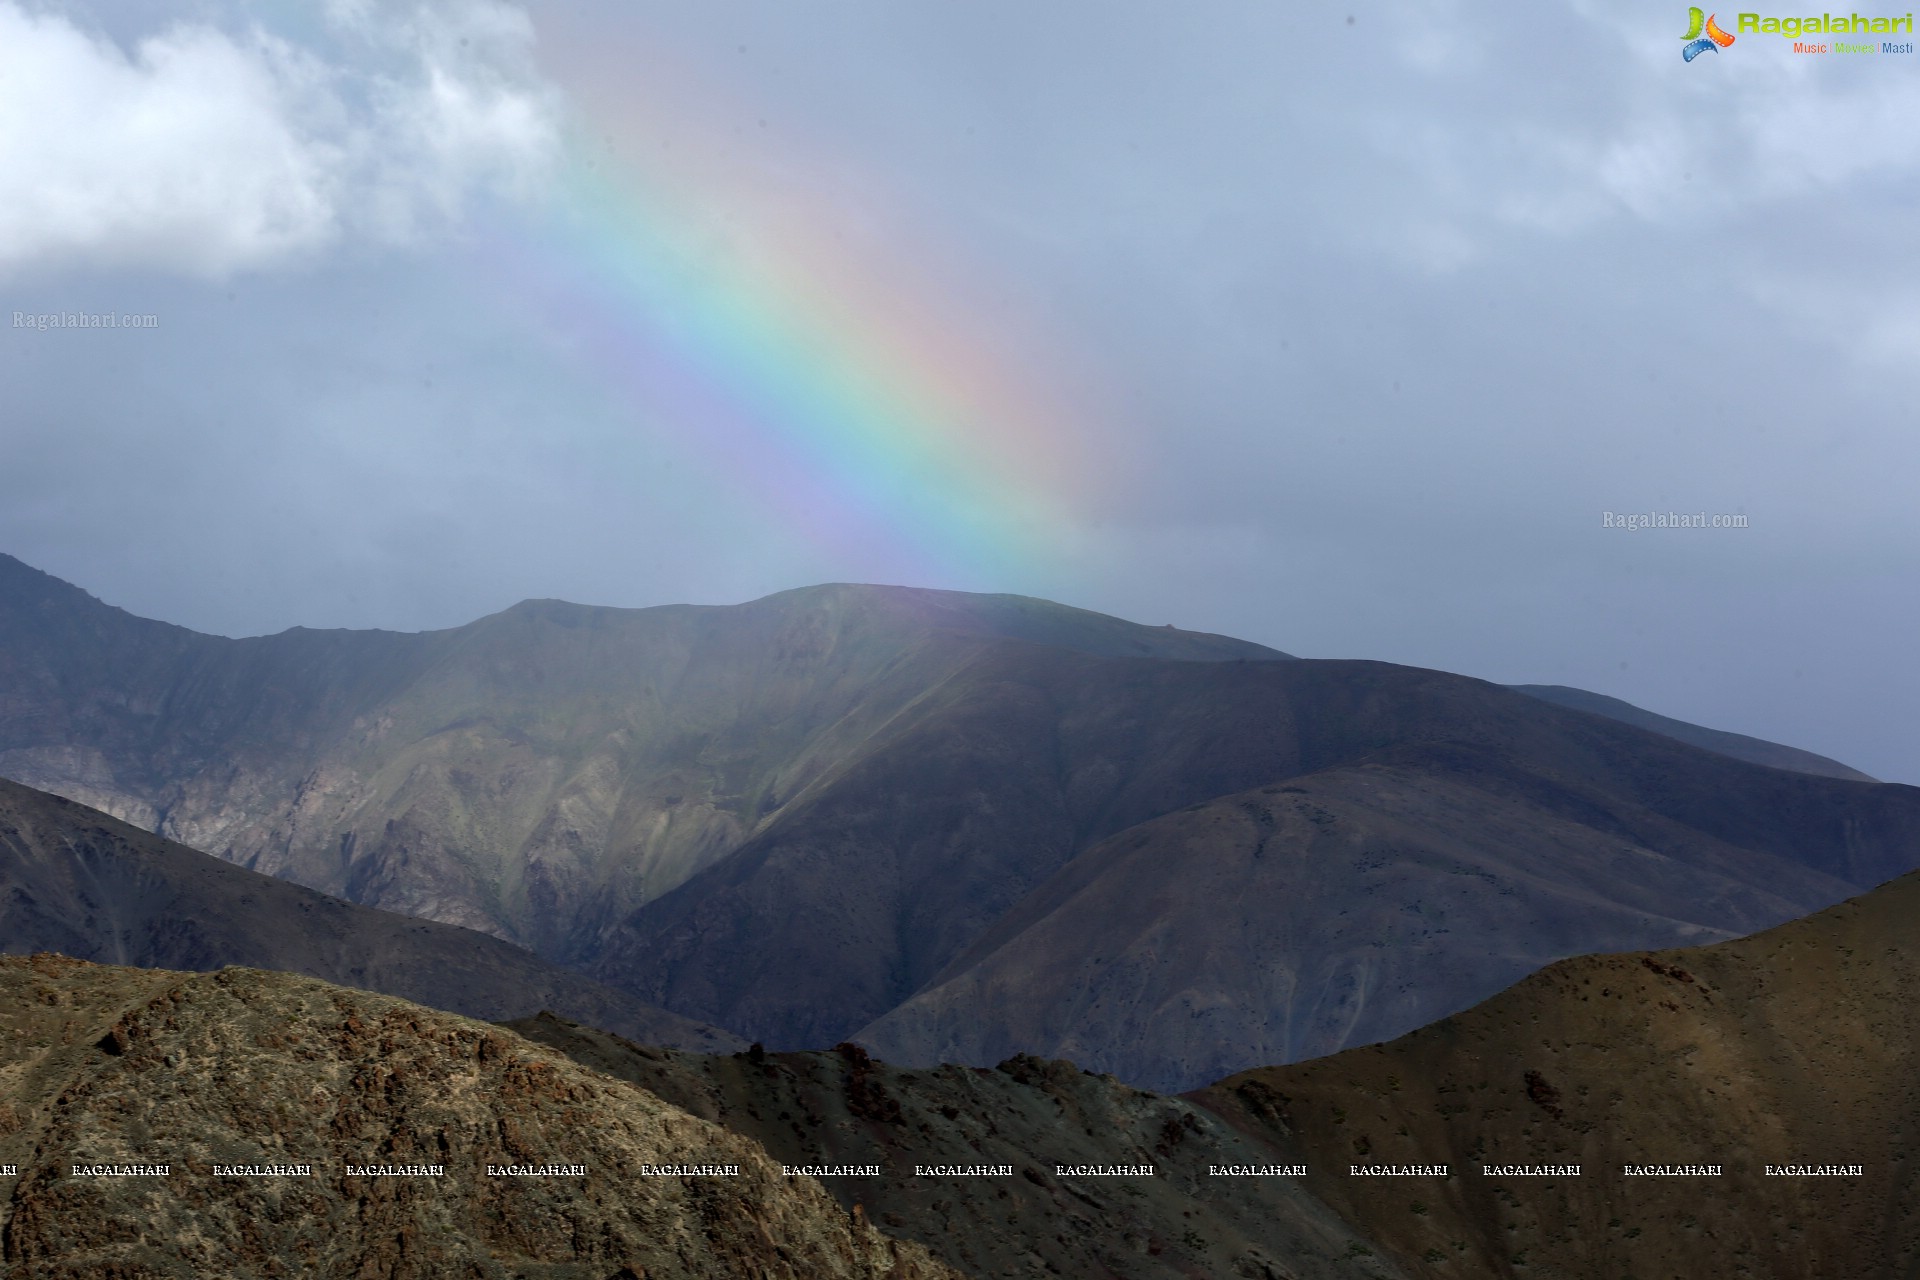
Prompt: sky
<box><xmin>2</xmin><ymin>0</ymin><xmax>1917</xmax><ymax>783</ymax></box>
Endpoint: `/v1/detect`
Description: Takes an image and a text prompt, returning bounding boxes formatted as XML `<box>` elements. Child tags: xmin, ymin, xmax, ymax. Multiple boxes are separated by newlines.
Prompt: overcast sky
<box><xmin>3</xmin><ymin>0</ymin><xmax>1916</xmax><ymax>783</ymax></box>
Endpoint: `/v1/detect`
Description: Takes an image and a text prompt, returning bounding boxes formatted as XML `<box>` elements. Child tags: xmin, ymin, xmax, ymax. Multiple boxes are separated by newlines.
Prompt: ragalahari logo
<box><xmin>1683</xmin><ymin>8</ymin><xmax>1738</xmax><ymax>57</ymax></box>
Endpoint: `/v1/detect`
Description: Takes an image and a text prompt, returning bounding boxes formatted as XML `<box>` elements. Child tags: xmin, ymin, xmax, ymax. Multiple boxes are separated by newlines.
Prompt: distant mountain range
<box><xmin>3</xmin><ymin>551</ymin><xmax>1917</xmax><ymax>1090</ymax></box>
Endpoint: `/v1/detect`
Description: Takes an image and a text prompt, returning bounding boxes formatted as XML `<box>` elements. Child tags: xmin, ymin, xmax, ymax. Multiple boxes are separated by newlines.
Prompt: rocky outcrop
<box><xmin>0</xmin><ymin>955</ymin><xmax>958</xmax><ymax>1280</ymax></box>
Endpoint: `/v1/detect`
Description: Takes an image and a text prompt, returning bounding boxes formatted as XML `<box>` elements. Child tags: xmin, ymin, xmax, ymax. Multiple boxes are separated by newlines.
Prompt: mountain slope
<box><xmin>0</xmin><ymin>777</ymin><xmax>740</xmax><ymax>1052</ymax></box>
<box><xmin>1192</xmin><ymin>869</ymin><xmax>1920</xmax><ymax>1279</ymax></box>
<box><xmin>854</xmin><ymin>744</ymin><xmax>1868</xmax><ymax>1089</ymax></box>
<box><xmin>0</xmin><ymin>955</ymin><xmax>958</xmax><ymax>1280</ymax></box>
<box><xmin>1510</xmin><ymin>683</ymin><xmax>1876</xmax><ymax>781</ymax></box>
<box><xmin>600</xmin><ymin>653</ymin><xmax>1920</xmax><ymax>1084</ymax></box>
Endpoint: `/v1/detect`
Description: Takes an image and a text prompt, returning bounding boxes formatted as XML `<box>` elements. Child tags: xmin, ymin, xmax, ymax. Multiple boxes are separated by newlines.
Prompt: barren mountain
<box><xmin>0</xmin><ymin>777</ymin><xmax>738</xmax><ymax>1052</ymax></box>
<box><xmin>606</xmin><ymin>652</ymin><xmax>1920</xmax><ymax>1086</ymax></box>
<box><xmin>1193</xmin><ymin>869</ymin><xmax>1920</xmax><ymax>1278</ymax></box>
<box><xmin>0</xmin><ymin>955</ymin><xmax>956</xmax><ymax>1280</ymax></box>
<box><xmin>0</xmin><ymin>552</ymin><xmax>1280</xmax><ymax>958</ymax></box>
<box><xmin>848</xmin><ymin>732</ymin><xmax>1901</xmax><ymax>1088</ymax></box>
<box><xmin>6</xmin><ymin>552</ymin><xmax>1918</xmax><ymax>1096</ymax></box>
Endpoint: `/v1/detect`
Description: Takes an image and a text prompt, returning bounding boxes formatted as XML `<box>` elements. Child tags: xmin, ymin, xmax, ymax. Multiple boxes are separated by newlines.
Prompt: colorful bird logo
<box><xmin>1683</xmin><ymin>8</ymin><xmax>1736</xmax><ymax>59</ymax></box>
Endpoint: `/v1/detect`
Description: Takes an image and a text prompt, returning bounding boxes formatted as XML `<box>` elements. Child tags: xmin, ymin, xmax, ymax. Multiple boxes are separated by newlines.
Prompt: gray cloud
<box><xmin>2</xmin><ymin>0</ymin><xmax>1915</xmax><ymax>783</ymax></box>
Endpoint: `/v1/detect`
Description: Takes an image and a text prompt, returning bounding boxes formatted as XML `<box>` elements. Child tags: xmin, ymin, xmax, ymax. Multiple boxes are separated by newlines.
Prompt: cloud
<box><xmin>0</xmin><ymin>1</ymin><xmax>557</xmax><ymax>277</ymax></box>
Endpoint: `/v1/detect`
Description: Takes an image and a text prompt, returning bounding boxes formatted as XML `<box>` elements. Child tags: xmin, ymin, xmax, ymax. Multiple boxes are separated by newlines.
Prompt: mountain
<box><xmin>1510</xmin><ymin>683</ymin><xmax>1876</xmax><ymax>781</ymax></box>
<box><xmin>1193</xmin><ymin>868</ymin><xmax>1920</xmax><ymax>1278</ymax></box>
<box><xmin>0</xmin><ymin>955</ymin><xmax>957</xmax><ymax>1280</ymax></box>
<box><xmin>0</xmin><ymin>552</ymin><xmax>1281</xmax><ymax>958</ymax></box>
<box><xmin>5</xmin><ymin>551</ymin><xmax>1918</xmax><ymax>1094</ymax></box>
<box><xmin>606</xmin><ymin>653</ymin><xmax>1920</xmax><ymax>1086</ymax></box>
<box><xmin>0</xmin><ymin>777</ymin><xmax>739</xmax><ymax>1052</ymax></box>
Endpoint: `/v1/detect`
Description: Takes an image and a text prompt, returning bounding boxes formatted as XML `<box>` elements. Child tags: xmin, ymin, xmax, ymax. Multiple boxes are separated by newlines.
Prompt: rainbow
<box><xmin>475</xmin><ymin>39</ymin><xmax>1097</xmax><ymax>584</ymax></box>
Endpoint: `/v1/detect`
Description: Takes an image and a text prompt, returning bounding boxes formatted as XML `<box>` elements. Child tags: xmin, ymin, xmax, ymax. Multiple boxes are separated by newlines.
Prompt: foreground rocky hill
<box><xmin>0</xmin><ymin>956</ymin><xmax>958</xmax><ymax>1280</ymax></box>
<box><xmin>0</xmin><ymin>778</ymin><xmax>739</xmax><ymax>1052</ymax></box>
<box><xmin>1195</xmin><ymin>869</ymin><xmax>1920</xmax><ymax>1278</ymax></box>
<box><xmin>509</xmin><ymin>1014</ymin><xmax>1402</xmax><ymax>1280</ymax></box>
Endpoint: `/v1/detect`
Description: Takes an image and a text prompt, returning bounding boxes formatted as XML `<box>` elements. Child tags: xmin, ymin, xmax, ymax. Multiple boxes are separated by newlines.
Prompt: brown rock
<box><xmin>0</xmin><ymin>958</ymin><xmax>961</xmax><ymax>1280</ymax></box>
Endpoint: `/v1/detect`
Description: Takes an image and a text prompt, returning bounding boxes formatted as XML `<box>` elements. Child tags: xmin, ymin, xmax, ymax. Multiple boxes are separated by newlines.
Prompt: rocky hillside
<box><xmin>508</xmin><ymin>1013</ymin><xmax>1401</xmax><ymax>1280</ymax></box>
<box><xmin>616</xmin><ymin>655</ymin><xmax>1920</xmax><ymax>1086</ymax></box>
<box><xmin>1193</xmin><ymin>869</ymin><xmax>1920</xmax><ymax>1278</ymax></box>
<box><xmin>0</xmin><ymin>955</ymin><xmax>959</xmax><ymax>1280</ymax></box>
<box><xmin>3</xmin><ymin>867</ymin><xmax>1913</xmax><ymax>1278</ymax></box>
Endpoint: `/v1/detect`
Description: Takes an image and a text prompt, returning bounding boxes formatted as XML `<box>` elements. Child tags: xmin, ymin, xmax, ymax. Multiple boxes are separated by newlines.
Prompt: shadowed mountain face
<box><xmin>850</xmin><ymin>745</ymin><xmax>1866</xmax><ymax>1088</ymax></box>
<box><xmin>0</xmin><ymin>956</ymin><xmax>958</xmax><ymax>1280</ymax></box>
<box><xmin>1509</xmin><ymin>683</ymin><xmax>1877</xmax><ymax>782</ymax></box>
<box><xmin>1192</xmin><ymin>869</ymin><xmax>1920</xmax><ymax>1279</ymax></box>
<box><xmin>0</xmin><ymin>777</ymin><xmax>739</xmax><ymax>1052</ymax></box>
<box><xmin>4</xmin><ymin>551</ymin><xmax>1918</xmax><ymax>1095</ymax></box>
<box><xmin>604</xmin><ymin>652</ymin><xmax>1920</xmax><ymax>1085</ymax></box>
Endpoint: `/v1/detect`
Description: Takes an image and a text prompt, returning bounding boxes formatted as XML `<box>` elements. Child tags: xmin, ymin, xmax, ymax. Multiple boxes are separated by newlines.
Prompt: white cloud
<box><xmin>1337</xmin><ymin>1</ymin><xmax>1920</xmax><ymax>255</ymax></box>
<box><xmin>0</xmin><ymin>1</ymin><xmax>557</xmax><ymax>277</ymax></box>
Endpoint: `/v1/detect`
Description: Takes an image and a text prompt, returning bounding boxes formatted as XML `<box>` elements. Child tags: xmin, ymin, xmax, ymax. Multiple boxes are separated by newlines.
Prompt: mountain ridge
<box><xmin>1510</xmin><ymin>682</ymin><xmax>1875</xmax><ymax>782</ymax></box>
